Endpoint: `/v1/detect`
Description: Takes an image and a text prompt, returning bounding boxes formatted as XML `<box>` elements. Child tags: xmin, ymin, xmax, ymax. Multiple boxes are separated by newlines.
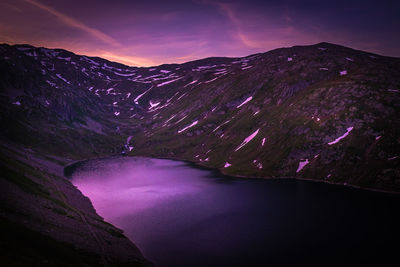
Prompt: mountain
<box><xmin>1</xmin><ymin>42</ymin><xmax>400</xmax><ymax>264</ymax></box>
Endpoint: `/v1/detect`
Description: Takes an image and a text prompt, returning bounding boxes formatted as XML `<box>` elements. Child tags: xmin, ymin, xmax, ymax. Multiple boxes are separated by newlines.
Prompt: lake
<box><xmin>68</xmin><ymin>157</ymin><xmax>400</xmax><ymax>266</ymax></box>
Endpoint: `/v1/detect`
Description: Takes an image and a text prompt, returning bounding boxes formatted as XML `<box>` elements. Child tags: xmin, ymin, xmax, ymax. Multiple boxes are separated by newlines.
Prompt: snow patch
<box><xmin>81</xmin><ymin>56</ymin><xmax>99</xmax><ymax>66</ymax></box>
<box><xmin>57</xmin><ymin>56</ymin><xmax>71</xmax><ymax>61</ymax></box>
<box><xmin>178</xmin><ymin>120</ymin><xmax>198</xmax><ymax>133</ymax></box>
<box><xmin>235</xmin><ymin>129</ymin><xmax>259</xmax><ymax>152</ymax></box>
<box><xmin>204</xmin><ymin>77</ymin><xmax>218</xmax><ymax>83</ymax></box>
<box><xmin>56</xmin><ymin>74</ymin><xmax>70</xmax><ymax>84</ymax></box>
<box><xmin>339</xmin><ymin>70</ymin><xmax>347</xmax><ymax>76</ymax></box>
<box><xmin>149</xmin><ymin>100</ymin><xmax>160</xmax><ymax>109</ymax></box>
<box><xmin>12</xmin><ymin>101</ymin><xmax>21</xmax><ymax>106</ymax></box>
<box><xmin>296</xmin><ymin>159</ymin><xmax>309</xmax><ymax>173</ymax></box>
<box><xmin>113</xmin><ymin>71</ymin><xmax>136</xmax><ymax>77</ymax></box>
<box><xmin>184</xmin><ymin>80</ymin><xmax>198</xmax><ymax>88</ymax></box>
<box><xmin>261</xmin><ymin>137</ymin><xmax>266</xmax><ymax>146</ymax></box>
<box><xmin>46</xmin><ymin>80</ymin><xmax>56</xmax><ymax>87</ymax></box>
<box><xmin>241</xmin><ymin>65</ymin><xmax>253</xmax><ymax>70</ymax></box>
<box><xmin>287</xmin><ymin>57</ymin><xmax>293</xmax><ymax>62</ymax></box>
<box><xmin>237</xmin><ymin>96</ymin><xmax>253</xmax><ymax>108</ymax></box>
<box><xmin>328</xmin><ymin>127</ymin><xmax>354</xmax><ymax>145</ymax></box>
<box><xmin>114</xmin><ymin>111</ymin><xmax>120</xmax><ymax>116</ymax></box>
<box><xmin>224</xmin><ymin>162</ymin><xmax>232</xmax><ymax>168</ymax></box>
<box><xmin>134</xmin><ymin>86</ymin><xmax>153</xmax><ymax>104</ymax></box>
<box><xmin>213</xmin><ymin>120</ymin><xmax>230</xmax><ymax>132</ymax></box>
<box><xmin>157</xmin><ymin>77</ymin><xmax>183</xmax><ymax>87</ymax></box>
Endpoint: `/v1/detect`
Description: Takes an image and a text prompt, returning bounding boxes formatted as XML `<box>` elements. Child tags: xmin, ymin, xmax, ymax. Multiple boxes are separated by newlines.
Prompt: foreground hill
<box><xmin>0</xmin><ymin>41</ymin><xmax>399</xmax><ymax>264</ymax></box>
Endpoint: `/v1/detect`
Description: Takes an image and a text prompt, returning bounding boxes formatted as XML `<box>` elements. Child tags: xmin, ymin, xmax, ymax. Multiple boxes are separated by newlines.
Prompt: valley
<box><xmin>1</xmin><ymin>42</ymin><xmax>399</xmax><ymax>266</ymax></box>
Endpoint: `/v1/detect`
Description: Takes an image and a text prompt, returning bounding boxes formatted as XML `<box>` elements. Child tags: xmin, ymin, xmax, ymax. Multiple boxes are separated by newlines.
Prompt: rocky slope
<box><xmin>1</xmin><ymin>41</ymin><xmax>400</xmax><ymax>263</ymax></box>
<box><xmin>0</xmin><ymin>142</ymin><xmax>149</xmax><ymax>266</ymax></box>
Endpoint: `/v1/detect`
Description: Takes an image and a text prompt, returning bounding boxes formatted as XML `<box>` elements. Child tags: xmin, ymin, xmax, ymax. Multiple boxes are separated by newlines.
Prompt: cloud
<box><xmin>23</xmin><ymin>0</ymin><xmax>119</xmax><ymax>46</ymax></box>
<box><xmin>214</xmin><ymin>2</ymin><xmax>265</xmax><ymax>49</ymax></box>
<box><xmin>99</xmin><ymin>52</ymin><xmax>156</xmax><ymax>67</ymax></box>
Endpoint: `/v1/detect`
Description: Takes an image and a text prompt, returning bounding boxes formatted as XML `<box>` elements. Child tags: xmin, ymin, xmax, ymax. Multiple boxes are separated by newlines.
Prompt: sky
<box><xmin>0</xmin><ymin>0</ymin><xmax>399</xmax><ymax>66</ymax></box>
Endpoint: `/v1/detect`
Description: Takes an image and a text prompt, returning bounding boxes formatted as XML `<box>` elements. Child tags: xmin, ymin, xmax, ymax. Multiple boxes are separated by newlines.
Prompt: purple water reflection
<box><xmin>70</xmin><ymin>157</ymin><xmax>400</xmax><ymax>267</ymax></box>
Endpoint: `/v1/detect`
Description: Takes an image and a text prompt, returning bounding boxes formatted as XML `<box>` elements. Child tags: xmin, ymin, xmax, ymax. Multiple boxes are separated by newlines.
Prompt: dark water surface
<box><xmin>69</xmin><ymin>157</ymin><xmax>400</xmax><ymax>266</ymax></box>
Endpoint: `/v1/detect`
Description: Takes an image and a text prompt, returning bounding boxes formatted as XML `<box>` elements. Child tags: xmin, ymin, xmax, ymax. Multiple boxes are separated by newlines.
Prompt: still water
<box><xmin>69</xmin><ymin>157</ymin><xmax>400</xmax><ymax>266</ymax></box>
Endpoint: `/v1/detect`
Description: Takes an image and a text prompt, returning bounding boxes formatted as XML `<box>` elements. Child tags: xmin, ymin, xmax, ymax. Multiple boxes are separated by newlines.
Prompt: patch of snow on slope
<box><xmin>12</xmin><ymin>101</ymin><xmax>21</xmax><ymax>106</ymax></box>
<box><xmin>56</xmin><ymin>74</ymin><xmax>70</xmax><ymax>84</ymax></box>
<box><xmin>149</xmin><ymin>100</ymin><xmax>160</xmax><ymax>109</ymax></box>
<box><xmin>345</xmin><ymin>57</ymin><xmax>354</xmax><ymax>62</ymax></box>
<box><xmin>296</xmin><ymin>159</ymin><xmax>309</xmax><ymax>173</ymax></box>
<box><xmin>114</xmin><ymin>71</ymin><xmax>136</xmax><ymax>77</ymax></box>
<box><xmin>237</xmin><ymin>96</ymin><xmax>253</xmax><ymax>108</ymax></box>
<box><xmin>81</xmin><ymin>56</ymin><xmax>99</xmax><ymax>66</ymax></box>
<box><xmin>328</xmin><ymin>127</ymin><xmax>354</xmax><ymax>145</ymax></box>
<box><xmin>114</xmin><ymin>111</ymin><xmax>120</xmax><ymax>116</ymax></box>
<box><xmin>178</xmin><ymin>120</ymin><xmax>198</xmax><ymax>133</ymax></box>
<box><xmin>213</xmin><ymin>120</ymin><xmax>231</xmax><ymax>132</ymax></box>
<box><xmin>375</xmin><ymin>136</ymin><xmax>381</xmax><ymax>140</ymax></box>
<box><xmin>164</xmin><ymin>115</ymin><xmax>176</xmax><ymax>125</ymax></box>
<box><xmin>134</xmin><ymin>86</ymin><xmax>153</xmax><ymax>104</ymax></box>
<box><xmin>252</xmin><ymin>160</ymin><xmax>263</xmax><ymax>169</ymax></box>
<box><xmin>57</xmin><ymin>56</ymin><xmax>71</xmax><ymax>61</ymax></box>
<box><xmin>287</xmin><ymin>57</ymin><xmax>293</xmax><ymax>61</ymax></box>
<box><xmin>261</xmin><ymin>137</ymin><xmax>266</xmax><ymax>146</ymax></box>
<box><xmin>184</xmin><ymin>80</ymin><xmax>198</xmax><ymax>88</ymax></box>
<box><xmin>224</xmin><ymin>162</ymin><xmax>232</xmax><ymax>168</ymax></box>
<box><xmin>25</xmin><ymin>51</ymin><xmax>38</xmax><ymax>57</ymax></box>
<box><xmin>81</xmin><ymin>68</ymin><xmax>89</xmax><ymax>76</ymax></box>
<box><xmin>235</xmin><ymin>129</ymin><xmax>259</xmax><ymax>152</ymax></box>
<box><xmin>175</xmin><ymin>115</ymin><xmax>188</xmax><ymax>124</ymax></box>
<box><xmin>241</xmin><ymin>65</ymin><xmax>253</xmax><ymax>70</ymax></box>
<box><xmin>160</xmin><ymin>70</ymin><xmax>171</xmax><ymax>74</ymax></box>
<box><xmin>46</xmin><ymin>80</ymin><xmax>56</xmax><ymax>87</ymax></box>
<box><xmin>204</xmin><ymin>77</ymin><xmax>219</xmax><ymax>83</ymax></box>
<box><xmin>339</xmin><ymin>70</ymin><xmax>347</xmax><ymax>76</ymax></box>
<box><xmin>177</xmin><ymin>92</ymin><xmax>188</xmax><ymax>100</ymax></box>
<box><xmin>157</xmin><ymin>77</ymin><xmax>183</xmax><ymax>87</ymax></box>
<box><xmin>320</xmin><ymin>67</ymin><xmax>328</xmax><ymax>71</ymax></box>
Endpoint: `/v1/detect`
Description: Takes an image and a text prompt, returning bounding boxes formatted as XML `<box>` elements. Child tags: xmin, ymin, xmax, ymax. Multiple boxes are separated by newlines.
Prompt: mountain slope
<box><xmin>0</xmin><ymin>41</ymin><xmax>399</xmax><ymax>263</ymax></box>
<box><xmin>1</xmin><ymin>42</ymin><xmax>399</xmax><ymax>191</ymax></box>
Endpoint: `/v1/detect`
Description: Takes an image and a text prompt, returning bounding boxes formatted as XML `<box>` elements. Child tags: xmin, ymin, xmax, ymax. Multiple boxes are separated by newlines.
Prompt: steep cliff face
<box><xmin>0</xmin><ymin>142</ymin><xmax>149</xmax><ymax>266</ymax></box>
<box><xmin>0</xmin><ymin>41</ymin><xmax>399</xmax><ymax>263</ymax></box>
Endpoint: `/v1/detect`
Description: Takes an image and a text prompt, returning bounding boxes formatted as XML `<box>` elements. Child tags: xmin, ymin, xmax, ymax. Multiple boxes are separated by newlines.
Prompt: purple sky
<box><xmin>1</xmin><ymin>0</ymin><xmax>399</xmax><ymax>66</ymax></box>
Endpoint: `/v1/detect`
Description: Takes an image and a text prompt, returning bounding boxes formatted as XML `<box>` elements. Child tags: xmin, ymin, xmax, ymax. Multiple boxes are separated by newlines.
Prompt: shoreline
<box><xmin>65</xmin><ymin>154</ymin><xmax>400</xmax><ymax>195</ymax></box>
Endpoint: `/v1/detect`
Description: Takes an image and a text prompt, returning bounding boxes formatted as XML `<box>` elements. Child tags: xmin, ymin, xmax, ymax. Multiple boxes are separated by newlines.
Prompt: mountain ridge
<box><xmin>1</xmin><ymin>41</ymin><xmax>399</xmax><ymax>192</ymax></box>
<box><xmin>1</xmin><ymin>41</ymin><xmax>400</xmax><ymax>264</ymax></box>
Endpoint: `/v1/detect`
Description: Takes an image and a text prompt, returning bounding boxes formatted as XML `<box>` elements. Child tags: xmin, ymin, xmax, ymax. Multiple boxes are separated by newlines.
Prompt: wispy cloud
<box><xmin>99</xmin><ymin>52</ymin><xmax>156</xmax><ymax>67</ymax></box>
<box><xmin>23</xmin><ymin>0</ymin><xmax>119</xmax><ymax>46</ymax></box>
<box><xmin>215</xmin><ymin>2</ymin><xmax>263</xmax><ymax>49</ymax></box>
